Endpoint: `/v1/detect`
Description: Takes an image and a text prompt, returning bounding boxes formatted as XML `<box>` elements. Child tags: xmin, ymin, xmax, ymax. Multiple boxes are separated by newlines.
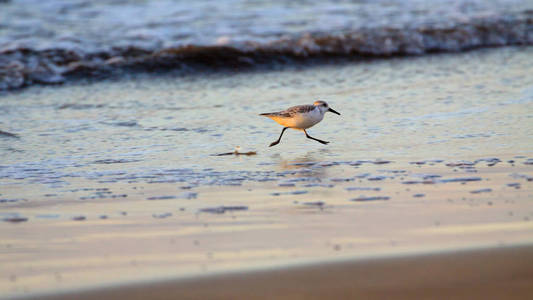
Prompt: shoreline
<box><xmin>16</xmin><ymin>243</ymin><xmax>533</xmax><ymax>300</ymax></box>
<box><xmin>2</xmin><ymin>45</ymin><xmax>532</xmax><ymax>299</ymax></box>
<box><xmin>2</xmin><ymin>2</ymin><xmax>533</xmax><ymax>299</ymax></box>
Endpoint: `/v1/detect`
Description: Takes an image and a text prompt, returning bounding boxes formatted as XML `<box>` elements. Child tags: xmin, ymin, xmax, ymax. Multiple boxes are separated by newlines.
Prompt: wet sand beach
<box><xmin>26</xmin><ymin>245</ymin><xmax>533</xmax><ymax>300</ymax></box>
<box><xmin>1</xmin><ymin>45</ymin><xmax>532</xmax><ymax>299</ymax></box>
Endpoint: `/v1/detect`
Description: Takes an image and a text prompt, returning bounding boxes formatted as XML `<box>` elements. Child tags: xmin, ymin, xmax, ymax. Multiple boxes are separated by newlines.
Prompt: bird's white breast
<box><xmin>273</xmin><ymin>108</ymin><xmax>324</xmax><ymax>129</ymax></box>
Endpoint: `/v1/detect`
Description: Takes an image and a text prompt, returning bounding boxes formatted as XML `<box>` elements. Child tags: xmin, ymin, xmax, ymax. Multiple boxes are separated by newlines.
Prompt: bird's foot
<box><xmin>269</xmin><ymin>141</ymin><xmax>280</xmax><ymax>147</ymax></box>
<box><xmin>318</xmin><ymin>140</ymin><xmax>329</xmax><ymax>145</ymax></box>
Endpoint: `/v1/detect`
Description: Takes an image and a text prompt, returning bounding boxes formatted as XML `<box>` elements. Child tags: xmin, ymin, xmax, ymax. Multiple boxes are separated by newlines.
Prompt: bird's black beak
<box><xmin>328</xmin><ymin>108</ymin><xmax>341</xmax><ymax>115</ymax></box>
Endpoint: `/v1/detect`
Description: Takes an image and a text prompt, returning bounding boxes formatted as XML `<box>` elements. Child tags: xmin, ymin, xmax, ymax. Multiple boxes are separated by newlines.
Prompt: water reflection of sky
<box><xmin>0</xmin><ymin>48</ymin><xmax>532</xmax><ymax>199</ymax></box>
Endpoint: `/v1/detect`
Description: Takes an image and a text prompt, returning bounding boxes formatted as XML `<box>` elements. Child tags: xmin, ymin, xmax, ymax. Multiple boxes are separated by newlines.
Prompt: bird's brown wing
<box><xmin>260</xmin><ymin>105</ymin><xmax>315</xmax><ymax>118</ymax></box>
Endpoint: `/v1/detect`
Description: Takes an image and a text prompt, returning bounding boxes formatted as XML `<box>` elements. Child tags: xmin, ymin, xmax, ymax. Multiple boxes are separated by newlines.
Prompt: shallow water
<box><xmin>1</xmin><ymin>47</ymin><xmax>533</xmax><ymax>297</ymax></box>
<box><xmin>1</xmin><ymin>47</ymin><xmax>532</xmax><ymax>196</ymax></box>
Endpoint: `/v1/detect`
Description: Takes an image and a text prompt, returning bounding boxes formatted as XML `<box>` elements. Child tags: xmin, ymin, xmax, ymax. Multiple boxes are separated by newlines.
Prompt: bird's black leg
<box><xmin>269</xmin><ymin>127</ymin><xmax>289</xmax><ymax>147</ymax></box>
<box><xmin>304</xmin><ymin>129</ymin><xmax>329</xmax><ymax>145</ymax></box>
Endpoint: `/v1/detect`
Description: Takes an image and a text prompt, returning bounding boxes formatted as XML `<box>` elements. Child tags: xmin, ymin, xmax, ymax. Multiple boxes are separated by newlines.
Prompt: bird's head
<box><xmin>313</xmin><ymin>100</ymin><xmax>340</xmax><ymax>115</ymax></box>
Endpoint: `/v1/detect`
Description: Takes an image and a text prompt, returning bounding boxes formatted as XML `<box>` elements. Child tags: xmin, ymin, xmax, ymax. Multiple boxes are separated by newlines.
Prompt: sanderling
<box><xmin>260</xmin><ymin>100</ymin><xmax>341</xmax><ymax>147</ymax></box>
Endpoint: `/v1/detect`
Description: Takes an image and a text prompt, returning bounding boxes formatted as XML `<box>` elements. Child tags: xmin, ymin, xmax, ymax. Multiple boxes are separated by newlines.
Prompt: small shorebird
<box><xmin>260</xmin><ymin>100</ymin><xmax>340</xmax><ymax>147</ymax></box>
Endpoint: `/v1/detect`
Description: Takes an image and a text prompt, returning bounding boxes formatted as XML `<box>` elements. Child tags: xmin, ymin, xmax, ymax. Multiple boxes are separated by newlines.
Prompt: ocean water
<box><xmin>0</xmin><ymin>0</ymin><xmax>532</xmax><ymax>90</ymax></box>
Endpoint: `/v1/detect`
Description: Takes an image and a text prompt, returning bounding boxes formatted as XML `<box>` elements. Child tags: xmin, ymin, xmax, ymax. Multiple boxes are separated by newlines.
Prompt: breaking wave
<box><xmin>0</xmin><ymin>0</ymin><xmax>531</xmax><ymax>91</ymax></box>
